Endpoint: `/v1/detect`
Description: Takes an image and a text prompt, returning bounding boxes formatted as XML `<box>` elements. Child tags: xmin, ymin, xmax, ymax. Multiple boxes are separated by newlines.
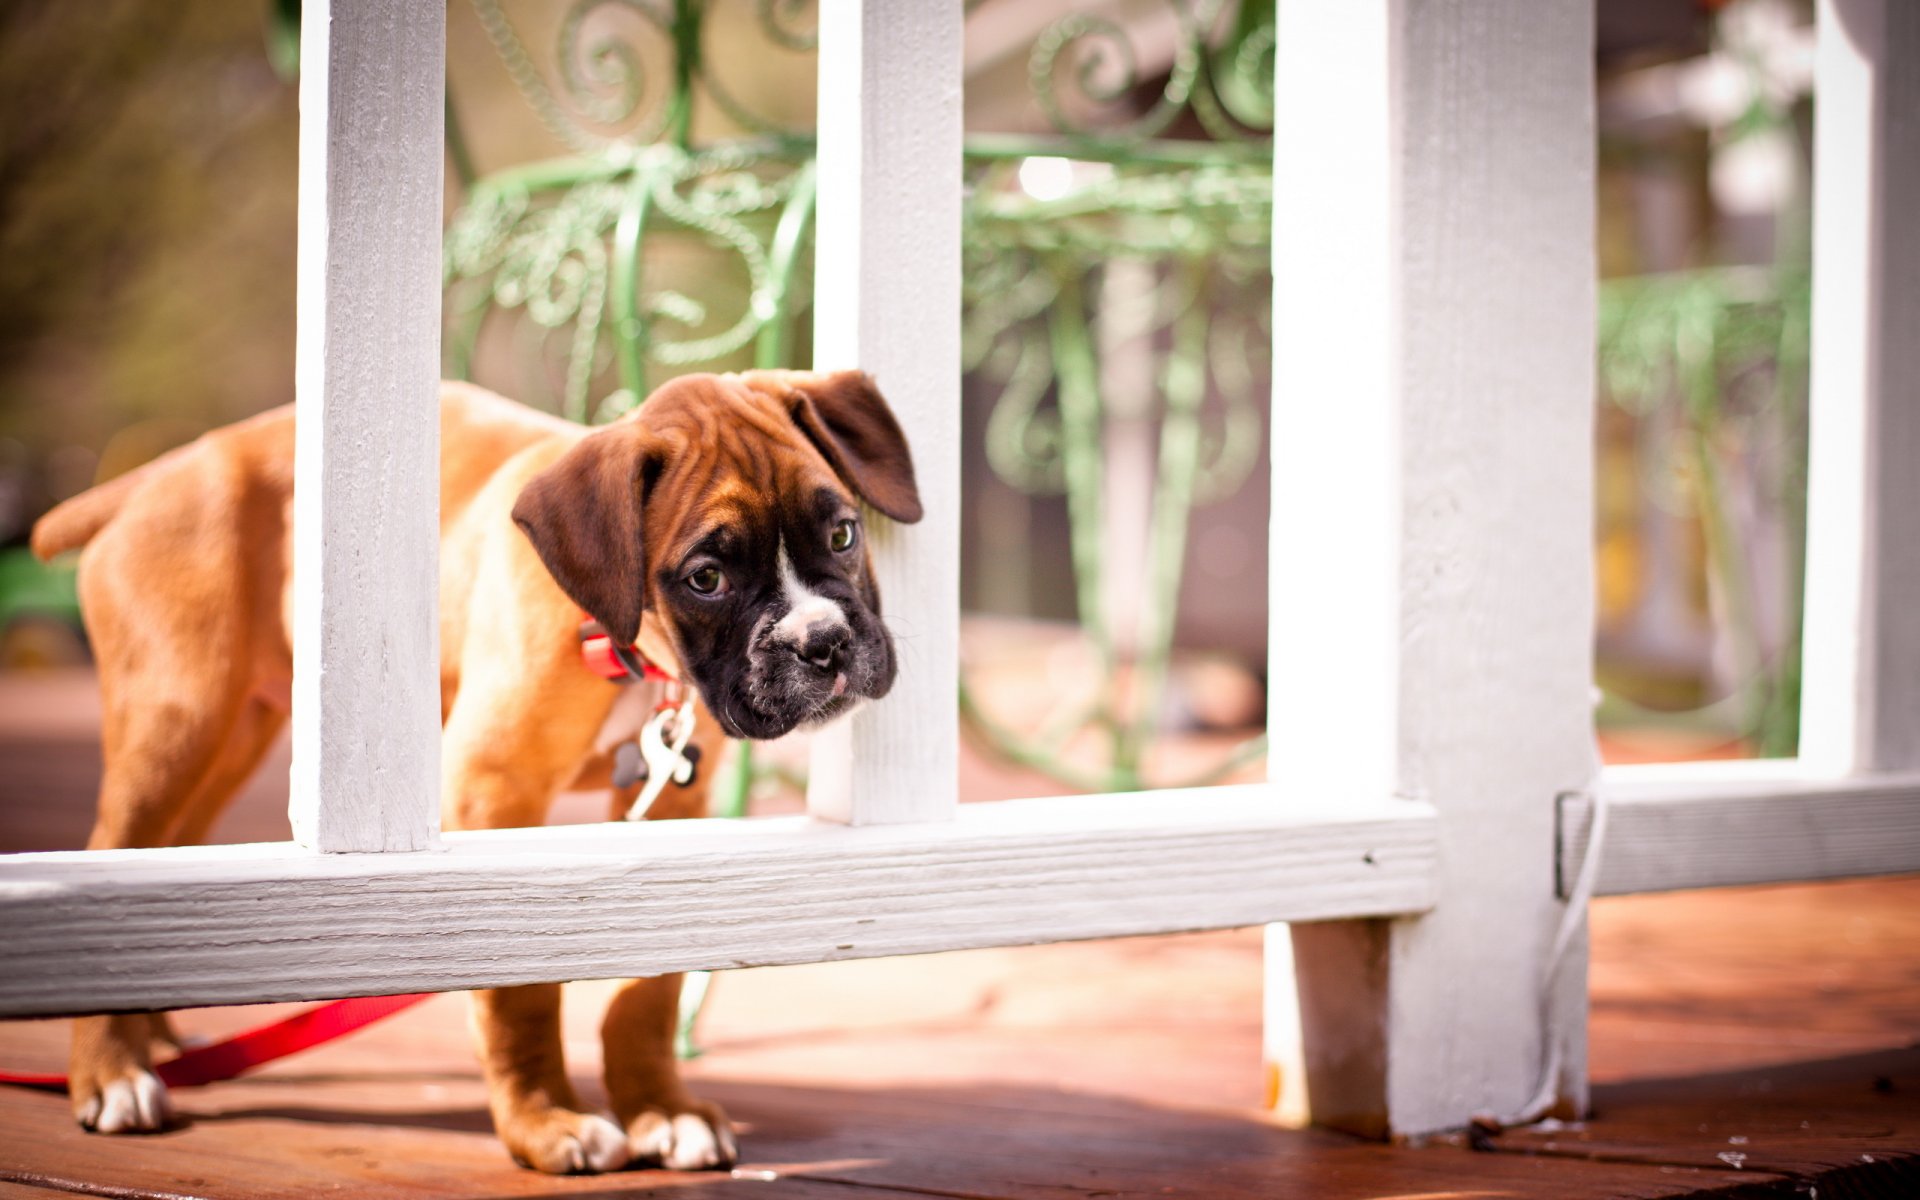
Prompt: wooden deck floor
<box><xmin>3</xmin><ymin>669</ymin><xmax>1918</xmax><ymax>1198</ymax></box>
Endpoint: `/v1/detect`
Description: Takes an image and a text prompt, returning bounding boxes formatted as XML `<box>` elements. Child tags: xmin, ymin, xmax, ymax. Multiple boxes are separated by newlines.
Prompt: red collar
<box><xmin>577</xmin><ymin>617</ymin><xmax>678</xmax><ymax>686</ymax></box>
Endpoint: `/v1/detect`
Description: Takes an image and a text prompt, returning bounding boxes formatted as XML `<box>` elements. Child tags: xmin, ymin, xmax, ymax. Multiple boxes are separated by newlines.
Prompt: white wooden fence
<box><xmin>2</xmin><ymin>0</ymin><xmax>1915</xmax><ymax>1140</ymax></box>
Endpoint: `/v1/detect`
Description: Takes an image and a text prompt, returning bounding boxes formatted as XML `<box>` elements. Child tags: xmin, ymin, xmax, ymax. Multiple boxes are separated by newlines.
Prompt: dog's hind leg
<box><xmin>70</xmin><ymin>690</ymin><xmax>285</xmax><ymax>1133</ymax></box>
<box><xmin>67</xmin><ymin>464</ymin><xmax>265</xmax><ymax>1134</ymax></box>
<box><xmin>68</xmin><ymin>690</ymin><xmax>237</xmax><ymax>1134</ymax></box>
<box><xmin>69</xmin><ymin>684</ymin><xmax>252</xmax><ymax>1133</ymax></box>
<box><xmin>167</xmin><ymin>697</ymin><xmax>288</xmax><ymax>847</ymax></box>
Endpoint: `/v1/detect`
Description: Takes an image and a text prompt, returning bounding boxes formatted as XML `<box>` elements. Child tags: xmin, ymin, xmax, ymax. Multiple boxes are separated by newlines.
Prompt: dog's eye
<box><xmin>830</xmin><ymin>519</ymin><xmax>858</xmax><ymax>554</ymax></box>
<box><xmin>687</xmin><ymin>566</ymin><xmax>725</xmax><ymax>596</ymax></box>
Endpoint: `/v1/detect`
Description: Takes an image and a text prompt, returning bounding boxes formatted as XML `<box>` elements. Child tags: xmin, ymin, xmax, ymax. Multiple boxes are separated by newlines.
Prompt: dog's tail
<box><xmin>30</xmin><ymin>445</ymin><xmax>189</xmax><ymax>561</ymax></box>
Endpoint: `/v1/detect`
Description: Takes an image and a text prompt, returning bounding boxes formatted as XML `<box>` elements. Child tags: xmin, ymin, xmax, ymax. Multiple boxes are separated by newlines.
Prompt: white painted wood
<box><xmin>0</xmin><ymin>789</ymin><xmax>1436</xmax><ymax>1017</ymax></box>
<box><xmin>1268</xmin><ymin>0</ymin><xmax>1598</xmax><ymax>1136</ymax></box>
<box><xmin>1262</xmin><ymin>0</ymin><xmax>1396</xmax><ymax>1135</ymax></box>
<box><xmin>1562</xmin><ymin>766</ymin><xmax>1920</xmax><ymax>896</ymax></box>
<box><xmin>290</xmin><ymin>0</ymin><xmax>445</xmax><ymax>852</ymax></box>
<box><xmin>807</xmin><ymin>0</ymin><xmax>962</xmax><ymax>826</ymax></box>
<box><xmin>1261</xmin><ymin>923</ymin><xmax>1311</xmax><ymax>1127</ymax></box>
<box><xmin>1800</xmin><ymin>0</ymin><xmax>1920</xmax><ymax>776</ymax></box>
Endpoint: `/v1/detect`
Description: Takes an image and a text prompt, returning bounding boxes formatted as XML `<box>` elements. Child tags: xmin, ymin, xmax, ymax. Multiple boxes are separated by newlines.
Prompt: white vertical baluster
<box><xmin>290</xmin><ymin>0</ymin><xmax>445</xmax><ymax>852</ymax></box>
<box><xmin>808</xmin><ymin>0</ymin><xmax>962</xmax><ymax>825</ymax></box>
<box><xmin>1800</xmin><ymin>0</ymin><xmax>1920</xmax><ymax>777</ymax></box>
<box><xmin>1262</xmin><ymin>0</ymin><xmax>1396</xmax><ymax>1131</ymax></box>
<box><xmin>1267</xmin><ymin>0</ymin><xmax>1597</xmax><ymax>1134</ymax></box>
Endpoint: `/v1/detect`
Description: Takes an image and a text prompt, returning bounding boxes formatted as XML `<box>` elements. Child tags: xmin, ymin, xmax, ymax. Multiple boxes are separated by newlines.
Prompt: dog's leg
<box><xmin>466</xmin><ymin>983</ymin><xmax>629</xmax><ymax>1174</ymax></box>
<box><xmin>71</xmin><ymin>691</ymin><xmax>287</xmax><ymax>1133</ymax></box>
<box><xmin>70</xmin><ymin>525</ymin><xmax>265</xmax><ymax>1133</ymax></box>
<box><xmin>602</xmin><ymin>974</ymin><xmax>737</xmax><ymax>1169</ymax></box>
<box><xmin>442</xmin><ymin>646</ymin><xmax>636</xmax><ymax>1174</ymax></box>
<box><xmin>69</xmin><ymin>1016</ymin><xmax>173</xmax><ymax>1134</ymax></box>
<box><xmin>145</xmin><ymin>1013</ymin><xmax>187</xmax><ymax>1054</ymax></box>
<box><xmin>69</xmin><ymin>694</ymin><xmax>241</xmax><ymax>1134</ymax></box>
<box><xmin>167</xmin><ymin>698</ymin><xmax>288</xmax><ymax>847</ymax></box>
<box><xmin>600</xmin><ymin>701</ymin><xmax>736</xmax><ymax>1168</ymax></box>
<box><xmin>69</xmin><ymin>705</ymin><xmax>229</xmax><ymax>1135</ymax></box>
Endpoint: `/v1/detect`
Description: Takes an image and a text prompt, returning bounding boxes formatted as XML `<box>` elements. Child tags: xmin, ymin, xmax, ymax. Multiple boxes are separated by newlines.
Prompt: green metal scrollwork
<box><xmin>444</xmin><ymin>142</ymin><xmax>808</xmax><ymax>422</ymax></box>
<box><xmin>959</xmin><ymin>151</ymin><xmax>1272</xmax><ymax>791</ymax></box>
<box><xmin>1030</xmin><ymin>0</ymin><xmax>1274</xmax><ymax>150</ymax></box>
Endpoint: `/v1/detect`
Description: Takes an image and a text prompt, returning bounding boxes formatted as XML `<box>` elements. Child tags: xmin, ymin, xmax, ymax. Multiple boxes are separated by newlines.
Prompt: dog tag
<box><xmin>612</xmin><ymin>741</ymin><xmax>648</xmax><ymax>790</ymax></box>
<box><xmin>626</xmin><ymin>702</ymin><xmax>697</xmax><ymax>820</ymax></box>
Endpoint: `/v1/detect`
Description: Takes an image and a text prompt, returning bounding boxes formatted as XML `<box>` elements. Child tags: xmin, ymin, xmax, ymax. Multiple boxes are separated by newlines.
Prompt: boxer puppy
<box><xmin>31</xmin><ymin>369</ymin><xmax>921</xmax><ymax>1174</ymax></box>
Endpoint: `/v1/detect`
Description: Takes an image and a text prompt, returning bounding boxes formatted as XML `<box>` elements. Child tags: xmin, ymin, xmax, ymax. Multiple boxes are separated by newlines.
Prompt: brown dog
<box><xmin>30</xmin><ymin>370</ymin><xmax>922</xmax><ymax>1173</ymax></box>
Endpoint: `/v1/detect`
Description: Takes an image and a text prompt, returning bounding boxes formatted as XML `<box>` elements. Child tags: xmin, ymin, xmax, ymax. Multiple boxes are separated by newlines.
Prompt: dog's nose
<box><xmin>796</xmin><ymin>624</ymin><xmax>850</xmax><ymax>673</ymax></box>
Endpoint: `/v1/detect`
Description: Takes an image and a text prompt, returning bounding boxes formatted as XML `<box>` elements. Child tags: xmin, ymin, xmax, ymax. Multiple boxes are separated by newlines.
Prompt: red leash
<box><xmin>0</xmin><ymin>993</ymin><xmax>434</xmax><ymax>1093</ymax></box>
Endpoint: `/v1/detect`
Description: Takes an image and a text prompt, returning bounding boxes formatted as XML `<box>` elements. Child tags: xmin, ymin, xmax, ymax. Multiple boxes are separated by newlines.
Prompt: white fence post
<box><xmin>1267</xmin><ymin>0</ymin><xmax>1597</xmax><ymax>1135</ymax></box>
<box><xmin>807</xmin><ymin>0</ymin><xmax>962</xmax><ymax>826</ymax></box>
<box><xmin>290</xmin><ymin>0</ymin><xmax>445</xmax><ymax>852</ymax></box>
<box><xmin>1800</xmin><ymin>0</ymin><xmax>1920</xmax><ymax>778</ymax></box>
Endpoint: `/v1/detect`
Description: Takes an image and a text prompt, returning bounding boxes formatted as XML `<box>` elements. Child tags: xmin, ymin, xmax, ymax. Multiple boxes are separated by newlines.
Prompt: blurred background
<box><xmin>0</xmin><ymin>0</ymin><xmax>1816</xmax><ymax>832</ymax></box>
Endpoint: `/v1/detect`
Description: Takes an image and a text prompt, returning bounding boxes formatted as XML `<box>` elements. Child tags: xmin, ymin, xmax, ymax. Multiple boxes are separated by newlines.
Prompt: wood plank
<box><xmin>0</xmin><ymin>1062</ymin><xmax>1796</xmax><ymax>1200</ymax></box>
<box><xmin>720</xmin><ymin>1081</ymin><xmax>1790</xmax><ymax>1200</ymax></box>
<box><xmin>288</xmin><ymin>0</ymin><xmax>444</xmax><ymax>854</ymax></box>
<box><xmin>1800</xmin><ymin>0</ymin><xmax>1920</xmax><ymax>775</ymax></box>
<box><xmin>807</xmin><ymin>0</ymin><xmax>962</xmax><ymax>827</ymax></box>
<box><xmin>1563</xmin><ymin>766</ymin><xmax>1920</xmax><ymax>895</ymax></box>
<box><xmin>1588</xmin><ymin>877</ymin><xmax>1920</xmax><ymax>1084</ymax></box>
<box><xmin>0</xmin><ymin>1185</ymin><xmax>135</xmax><ymax>1200</ymax></box>
<box><xmin>1486</xmin><ymin>1049</ymin><xmax>1920</xmax><ymax>1194</ymax></box>
<box><xmin>0</xmin><ymin>1077</ymin><xmax>894</xmax><ymax>1199</ymax></box>
<box><xmin>1269</xmin><ymin>0</ymin><xmax>1599</xmax><ymax>1137</ymax></box>
<box><xmin>0</xmin><ymin>788</ymin><xmax>1438</xmax><ymax>1016</ymax></box>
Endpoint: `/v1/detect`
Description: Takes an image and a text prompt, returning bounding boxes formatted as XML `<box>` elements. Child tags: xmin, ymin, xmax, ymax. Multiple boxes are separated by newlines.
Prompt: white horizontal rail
<box><xmin>0</xmin><ymin>788</ymin><xmax>1436</xmax><ymax>1018</ymax></box>
<box><xmin>1561</xmin><ymin>764</ymin><xmax>1920</xmax><ymax>896</ymax></box>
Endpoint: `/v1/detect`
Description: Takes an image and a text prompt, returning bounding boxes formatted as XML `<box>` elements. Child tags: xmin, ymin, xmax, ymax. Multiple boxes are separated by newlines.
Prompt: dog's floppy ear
<box><xmin>511</xmin><ymin>421</ymin><xmax>659</xmax><ymax>647</ymax></box>
<box><xmin>779</xmin><ymin>370</ymin><xmax>923</xmax><ymax>524</ymax></box>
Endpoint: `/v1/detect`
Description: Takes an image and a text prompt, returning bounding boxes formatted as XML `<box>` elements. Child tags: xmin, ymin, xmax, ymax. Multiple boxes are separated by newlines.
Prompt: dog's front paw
<box><xmin>500</xmin><ymin>1106</ymin><xmax>630</xmax><ymax>1175</ymax></box>
<box><xmin>626</xmin><ymin>1099</ymin><xmax>737</xmax><ymax>1171</ymax></box>
<box><xmin>73</xmin><ymin>1067</ymin><xmax>174</xmax><ymax>1135</ymax></box>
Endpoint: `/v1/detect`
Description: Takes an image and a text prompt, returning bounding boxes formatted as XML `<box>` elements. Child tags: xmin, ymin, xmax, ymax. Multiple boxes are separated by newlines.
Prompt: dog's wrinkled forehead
<box><xmin>637</xmin><ymin>376</ymin><xmax>854</xmax><ymax>563</ymax></box>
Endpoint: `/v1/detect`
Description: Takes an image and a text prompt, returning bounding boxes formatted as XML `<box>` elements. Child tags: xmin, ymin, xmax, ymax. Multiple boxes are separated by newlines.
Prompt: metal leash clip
<box><xmin>623</xmin><ymin>700</ymin><xmax>699</xmax><ymax>820</ymax></box>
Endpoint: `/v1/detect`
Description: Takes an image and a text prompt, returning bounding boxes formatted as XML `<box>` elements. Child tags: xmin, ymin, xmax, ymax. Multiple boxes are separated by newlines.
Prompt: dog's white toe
<box><xmin>629</xmin><ymin>1109</ymin><xmax>736</xmax><ymax>1170</ymax></box>
<box><xmin>88</xmin><ymin>1071</ymin><xmax>172</xmax><ymax>1134</ymax></box>
<box><xmin>663</xmin><ymin>1113</ymin><xmax>721</xmax><ymax>1170</ymax></box>
<box><xmin>503</xmin><ymin>1109</ymin><xmax>632</xmax><ymax>1174</ymax></box>
<box><xmin>570</xmin><ymin>1114</ymin><xmax>632</xmax><ymax>1174</ymax></box>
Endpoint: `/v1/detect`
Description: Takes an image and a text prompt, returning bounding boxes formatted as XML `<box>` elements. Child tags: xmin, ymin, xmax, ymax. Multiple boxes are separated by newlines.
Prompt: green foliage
<box><xmin>0</xmin><ymin>547</ymin><xmax>78</xmax><ymax>630</ymax></box>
